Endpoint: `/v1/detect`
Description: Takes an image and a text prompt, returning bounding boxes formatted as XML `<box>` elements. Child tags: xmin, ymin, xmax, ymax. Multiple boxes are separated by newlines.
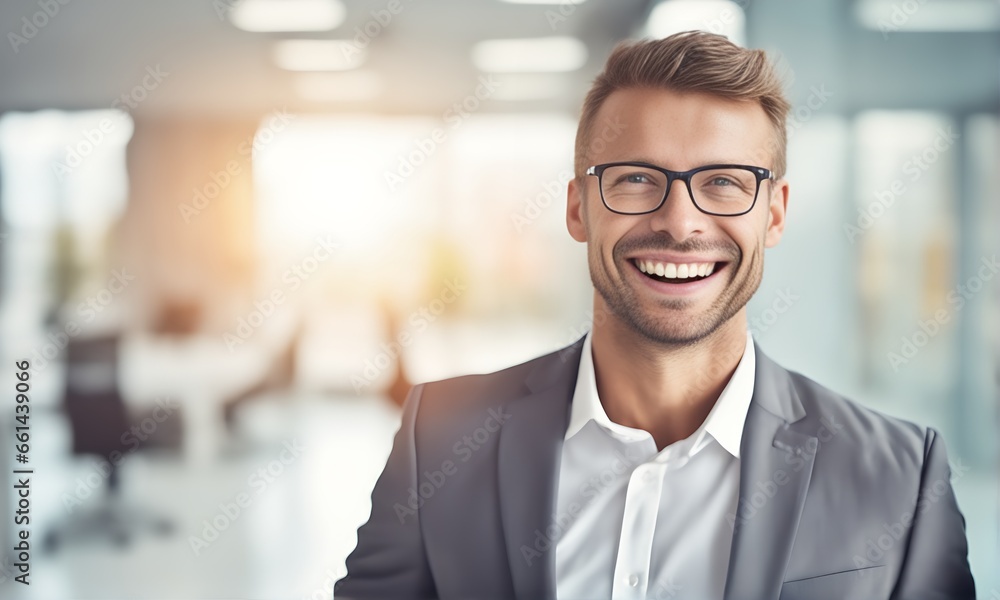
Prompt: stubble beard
<box><xmin>588</xmin><ymin>236</ymin><xmax>762</xmax><ymax>346</ymax></box>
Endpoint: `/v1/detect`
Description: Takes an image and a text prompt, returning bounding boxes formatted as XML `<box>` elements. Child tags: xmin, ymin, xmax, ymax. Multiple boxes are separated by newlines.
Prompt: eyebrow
<box><xmin>610</xmin><ymin>157</ymin><xmax>749</xmax><ymax>168</ymax></box>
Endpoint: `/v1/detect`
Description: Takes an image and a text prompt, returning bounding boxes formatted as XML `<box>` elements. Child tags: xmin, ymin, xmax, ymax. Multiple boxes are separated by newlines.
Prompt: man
<box><xmin>335</xmin><ymin>32</ymin><xmax>975</xmax><ymax>600</ymax></box>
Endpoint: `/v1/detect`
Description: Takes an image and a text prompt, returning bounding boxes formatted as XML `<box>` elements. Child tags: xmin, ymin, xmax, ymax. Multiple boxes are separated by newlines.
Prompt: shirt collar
<box><xmin>564</xmin><ymin>328</ymin><xmax>756</xmax><ymax>459</ymax></box>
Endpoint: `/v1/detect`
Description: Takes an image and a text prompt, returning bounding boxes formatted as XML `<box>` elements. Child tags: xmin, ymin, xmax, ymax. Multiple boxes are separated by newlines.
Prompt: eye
<box><xmin>615</xmin><ymin>172</ymin><xmax>656</xmax><ymax>186</ymax></box>
<box><xmin>709</xmin><ymin>176</ymin><xmax>736</xmax><ymax>187</ymax></box>
<box><xmin>603</xmin><ymin>166</ymin><xmax>664</xmax><ymax>190</ymax></box>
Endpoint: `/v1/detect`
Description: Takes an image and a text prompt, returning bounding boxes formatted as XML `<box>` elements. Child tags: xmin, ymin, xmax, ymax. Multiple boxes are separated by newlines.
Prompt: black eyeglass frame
<box><xmin>585</xmin><ymin>161</ymin><xmax>774</xmax><ymax>217</ymax></box>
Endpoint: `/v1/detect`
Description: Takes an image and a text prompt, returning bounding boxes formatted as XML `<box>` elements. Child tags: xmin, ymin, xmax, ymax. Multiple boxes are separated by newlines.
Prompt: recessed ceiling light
<box><xmin>644</xmin><ymin>0</ymin><xmax>746</xmax><ymax>46</ymax></box>
<box><xmin>471</xmin><ymin>37</ymin><xmax>588</xmax><ymax>73</ymax></box>
<box><xmin>293</xmin><ymin>71</ymin><xmax>383</xmax><ymax>102</ymax></box>
<box><xmin>272</xmin><ymin>40</ymin><xmax>364</xmax><ymax>71</ymax></box>
<box><xmin>229</xmin><ymin>0</ymin><xmax>346</xmax><ymax>32</ymax></box>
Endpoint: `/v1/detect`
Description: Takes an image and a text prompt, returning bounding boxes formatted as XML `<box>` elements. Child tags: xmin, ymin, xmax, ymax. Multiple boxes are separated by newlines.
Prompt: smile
<box><xmin>630</xmin><ymin>258</ymin><xmax>722</xmax><ymax>284</ymax></box>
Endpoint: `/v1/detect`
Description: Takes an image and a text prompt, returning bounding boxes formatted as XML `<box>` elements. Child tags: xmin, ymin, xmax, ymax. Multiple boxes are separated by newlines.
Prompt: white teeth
<box><xmin>635</xmin><ymin>260</ymin><xmax>717</xmax><ymax>280</ymax></box>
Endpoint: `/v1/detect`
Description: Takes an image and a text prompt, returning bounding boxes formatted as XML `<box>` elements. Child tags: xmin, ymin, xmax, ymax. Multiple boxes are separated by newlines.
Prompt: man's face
<box><xmin>566</xmin><ymin>87</ymin><xmax>789</xmax><ymax>345</ymax></box>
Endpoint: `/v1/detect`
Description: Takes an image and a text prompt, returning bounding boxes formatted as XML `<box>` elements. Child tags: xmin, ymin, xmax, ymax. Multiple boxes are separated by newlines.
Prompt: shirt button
<box><xmin>628</xmin><ymin>574</ymin><xmax>639</xmax><ymax>587</ymax></box>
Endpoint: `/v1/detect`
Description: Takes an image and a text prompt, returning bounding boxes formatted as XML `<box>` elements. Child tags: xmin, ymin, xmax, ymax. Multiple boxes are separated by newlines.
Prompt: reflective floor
<box><xmin>1</xmin><ymin>393</ymin><xmax>400</xmax><ymax>600</ymax></box>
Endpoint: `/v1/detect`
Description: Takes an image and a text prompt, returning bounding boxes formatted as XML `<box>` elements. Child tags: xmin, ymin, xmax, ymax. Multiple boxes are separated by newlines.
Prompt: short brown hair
<box><xmin>575</xmin><ymin>31</ymin><xmax>791</xmax><ymax>178</ymax></box>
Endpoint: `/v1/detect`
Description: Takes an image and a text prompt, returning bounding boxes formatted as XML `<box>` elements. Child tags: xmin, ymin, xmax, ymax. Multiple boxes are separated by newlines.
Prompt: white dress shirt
<box><xmin>554</xmin><ymin>330</ymin><xmax>756</xmax><ymax>600</ymax></box>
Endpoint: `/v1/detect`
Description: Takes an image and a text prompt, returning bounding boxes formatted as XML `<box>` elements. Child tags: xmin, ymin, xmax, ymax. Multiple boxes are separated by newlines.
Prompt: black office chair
<box><xmin>44</xmin><ymin>333</ymin><xmax>177</xmax><ymax>551</ymax></box>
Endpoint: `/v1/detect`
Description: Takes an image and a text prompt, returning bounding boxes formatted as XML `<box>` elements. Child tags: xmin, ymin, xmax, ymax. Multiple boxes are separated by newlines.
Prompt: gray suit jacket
<box><xmin>336</xmin><ymin>337</ymin><xmax>975</xmax><ymax>599</ymax></box>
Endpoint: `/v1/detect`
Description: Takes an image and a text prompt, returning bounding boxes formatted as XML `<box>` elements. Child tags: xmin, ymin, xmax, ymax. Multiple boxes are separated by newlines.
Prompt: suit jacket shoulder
<box><xmin>749</xmin><ymin>351</ymin><xmax>974</xmax><ymax>598</ymax></box>
<box><xmin>412</xmin><ymin>337</ymin><xmax>584</xmax><ymax>458</ymax></box>
<box><xmin>781</xmin><ymin>362</ymin><xmax>931</xmax><ymax>469</ymax></box>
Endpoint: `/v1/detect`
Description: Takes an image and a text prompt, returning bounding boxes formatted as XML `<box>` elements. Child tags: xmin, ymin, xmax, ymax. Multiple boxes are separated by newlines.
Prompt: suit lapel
<box><xmin>497</xmin><ymin>337</ymin><xmax>582</xmax><ymax>600</ymax></box>
<box><xmin>723</xmin><ymin>345</ymin><xmax>818</xmax><ymax>600</ymax></box>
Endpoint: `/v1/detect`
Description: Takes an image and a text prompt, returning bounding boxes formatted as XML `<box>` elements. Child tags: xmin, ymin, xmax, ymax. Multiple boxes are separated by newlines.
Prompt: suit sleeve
<box><xmin>334</xmin><ymin>384</ymin><xmax>437</xmax><ymax>599</ymax></box>
<box><xmin>890</xmin><ymin>428</ymin><xmax>976</xmax><ymax>599</ymax></box>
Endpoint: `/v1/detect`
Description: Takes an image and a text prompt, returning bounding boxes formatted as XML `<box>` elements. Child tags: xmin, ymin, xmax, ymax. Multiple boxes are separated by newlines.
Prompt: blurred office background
<box><xmin>0</xmin><ymin>0</ymin><xmax>997</xmax><ymax>597</ymax></box>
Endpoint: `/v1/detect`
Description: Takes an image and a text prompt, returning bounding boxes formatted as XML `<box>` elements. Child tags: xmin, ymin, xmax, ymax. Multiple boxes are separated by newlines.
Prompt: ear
<box><xmin>764</xmin><ymin>178</ymin><xmax>789</xmax><ymax>248</ymax></box>
<box><xmin>566</xmin><ymin>177</ymin><xmax>588</xmax><ymax>243</ymax></box>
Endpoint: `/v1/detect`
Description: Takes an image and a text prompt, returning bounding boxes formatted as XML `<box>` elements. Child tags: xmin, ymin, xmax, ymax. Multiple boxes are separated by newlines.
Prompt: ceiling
<box><xmin>0</xmin><ymin>0</ymin><xmax>996</xmax><ymax>120</ymax></box>
<box><xmin>0</xmin><ymin>0</ymin><xmax>650</xmax><ymax>119</ymax></box>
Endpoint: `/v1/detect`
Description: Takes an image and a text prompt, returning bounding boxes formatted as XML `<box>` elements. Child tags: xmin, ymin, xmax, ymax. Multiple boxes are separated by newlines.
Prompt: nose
<box><xmin>646</xmin><ymin>177</ymin><xmax>710</xmax><ymax>241</ymax></box>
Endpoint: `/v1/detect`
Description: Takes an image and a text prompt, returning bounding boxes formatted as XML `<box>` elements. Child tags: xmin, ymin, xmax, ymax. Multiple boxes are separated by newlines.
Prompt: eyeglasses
<box><xmin>585</xmin><ymin>162</ymin><xmax>774</xmax><ymax>217</ymax></box>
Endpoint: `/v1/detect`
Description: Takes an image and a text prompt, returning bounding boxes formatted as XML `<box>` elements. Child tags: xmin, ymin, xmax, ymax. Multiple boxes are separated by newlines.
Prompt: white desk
<box><xmin>118</xmin><ymin>333</ymin><xmax>269</xmax><ymax>464</ymax></box>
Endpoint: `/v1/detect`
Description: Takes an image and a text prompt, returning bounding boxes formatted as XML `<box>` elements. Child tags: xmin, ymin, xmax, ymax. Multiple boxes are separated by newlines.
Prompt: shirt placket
<box><xmin>611</xmin><ymin>458</ymin><xmax>665</xmax><ymax>600</ymax></box>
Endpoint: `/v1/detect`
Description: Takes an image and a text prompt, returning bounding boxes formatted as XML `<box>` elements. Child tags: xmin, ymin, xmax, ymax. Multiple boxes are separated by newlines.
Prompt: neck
<box><xmin>589</xmin><ymin>300</ymin><xmax>748</xmax><ymax>451</ymax></box>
